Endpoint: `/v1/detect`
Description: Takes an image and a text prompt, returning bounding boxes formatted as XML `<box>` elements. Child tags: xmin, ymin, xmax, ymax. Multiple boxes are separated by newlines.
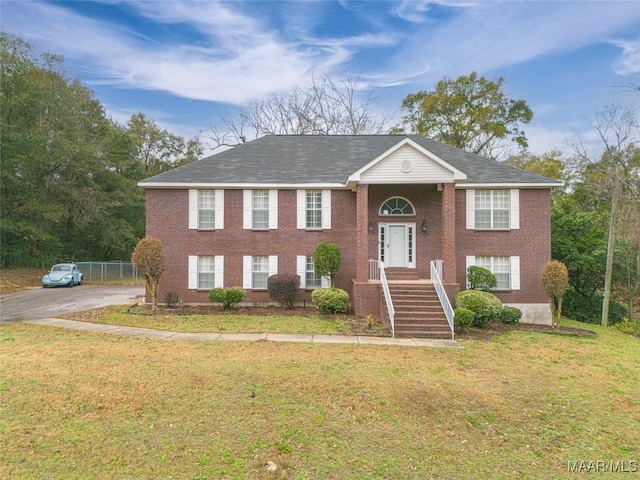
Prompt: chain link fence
<box><xmin>75</xmin><ymin>261</ymin><xmax>141</xmax><ymax>285</ymax></box>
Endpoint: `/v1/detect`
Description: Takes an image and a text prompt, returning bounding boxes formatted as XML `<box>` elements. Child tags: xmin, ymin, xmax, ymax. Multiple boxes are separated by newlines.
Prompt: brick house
<box><xmin>139</xmin><ymin>135</ymin><xmax>561</xmax><ymax>337</ymax></box>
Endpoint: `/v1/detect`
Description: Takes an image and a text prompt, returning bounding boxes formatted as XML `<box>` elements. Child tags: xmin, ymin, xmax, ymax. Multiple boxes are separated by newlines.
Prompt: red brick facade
<box><xmin>145</xmin><ymin>185</ymin><xmax>552</xmax><ymax>312</ymax></box>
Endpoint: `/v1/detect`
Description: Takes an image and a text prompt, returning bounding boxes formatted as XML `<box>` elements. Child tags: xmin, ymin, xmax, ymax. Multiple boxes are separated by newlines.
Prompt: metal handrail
<box><xmin>379</xmin><ymin>260</ymin><xmax>395</xmax><ymax>338</ymax></box>
<box><xmin>431</xmin><ymin>261</ymin><xmax>455</xmax><ymax>339</ymax></box>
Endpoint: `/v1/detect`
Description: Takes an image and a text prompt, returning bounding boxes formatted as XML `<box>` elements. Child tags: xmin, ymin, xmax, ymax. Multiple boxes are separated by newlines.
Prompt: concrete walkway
<box><xmin>24</xmin><ymin>318</ymin><xmax>461</xmax><ymax>348</ymax></box>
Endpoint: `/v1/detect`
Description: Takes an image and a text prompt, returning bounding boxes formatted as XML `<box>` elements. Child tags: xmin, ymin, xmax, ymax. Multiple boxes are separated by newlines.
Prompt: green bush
<box><xmin>267</xmin><ymin>273</ymin><xmax>300</xmax><ymax>308</ymax></box>
<box><xmin>467</xmin><ymin>266</ymin><xmax>497</xmax><ymax>291</ymax></box>
<box><xmin>614</xmin><ymin>317</ymin><xmax>640</xmax><ymax>337</ymax></box>
<box><xmin>209</xmin><ymin>287</ymin><xmax>244</xmax><ymax>310</ymax></box>
<box><xmin>312</xmin><ymin>288</ymin><xmax>349</xmax><ymax>314</ymax></box>
<box><xmin>455</xmin><ymin>290</ymin><xmax>502</xmax><ymax>328</ymax></box>
<box><xmin>454</xmin><ymin>307</ymin><xmax>474</xmax><ymax>331</ymax></box>
<box><xmin>497</xmin><ymin>305</ymin><xmax>522</xmax><ymax>324</ymax></box>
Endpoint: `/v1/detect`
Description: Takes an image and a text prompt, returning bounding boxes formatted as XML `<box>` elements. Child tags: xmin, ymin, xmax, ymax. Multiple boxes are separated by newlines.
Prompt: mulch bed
<box><xmin>124</xmin><ymin>304</ymin><xmax>597</xmax><ymax>341</ymax></box>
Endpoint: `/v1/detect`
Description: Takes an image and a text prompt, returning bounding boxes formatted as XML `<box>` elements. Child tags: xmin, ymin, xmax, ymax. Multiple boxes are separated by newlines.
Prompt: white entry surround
<box><xmin>379</xmin><ymin>223</ymin><xmax>416</xmax><ymax>268</ymax></box>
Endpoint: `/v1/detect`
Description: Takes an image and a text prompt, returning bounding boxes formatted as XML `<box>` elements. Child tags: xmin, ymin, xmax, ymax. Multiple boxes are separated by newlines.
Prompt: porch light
<box><xmin>421</xmin><ymin>219</ymin><xmax>427</xmax><ymax>233</ymax></box>
<box><xmin>369</xmin><ymin>222</ymin><xmax>375</xmax><ymax>232</ymax></box>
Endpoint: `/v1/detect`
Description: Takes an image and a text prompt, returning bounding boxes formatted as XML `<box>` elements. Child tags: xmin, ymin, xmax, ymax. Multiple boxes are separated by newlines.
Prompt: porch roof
<box><xmin>139</xmin><ymin>134</ymin><xmax>562</xmax><ymax>188</ymax></box>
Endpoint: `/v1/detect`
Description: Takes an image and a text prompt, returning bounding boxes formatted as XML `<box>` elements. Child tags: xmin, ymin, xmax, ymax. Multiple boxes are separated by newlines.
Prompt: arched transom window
<box><xmin>379</xmin><ymin>197</ymin><xmax>415</xmax><ymax>216</ymax></box>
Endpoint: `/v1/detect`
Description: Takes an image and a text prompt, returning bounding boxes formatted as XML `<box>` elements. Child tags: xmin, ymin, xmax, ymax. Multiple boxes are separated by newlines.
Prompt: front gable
<box><xmin>347</xmin><ymin>138</ymin><xmax>467</xmax><ymax>187</ymax></box>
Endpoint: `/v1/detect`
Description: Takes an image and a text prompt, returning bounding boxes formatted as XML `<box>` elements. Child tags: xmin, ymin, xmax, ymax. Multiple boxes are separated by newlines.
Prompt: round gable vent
<box><xmin>400</xmin><ymin>159</ymin><xmax>413</xmax><ymax>173</ymax></box>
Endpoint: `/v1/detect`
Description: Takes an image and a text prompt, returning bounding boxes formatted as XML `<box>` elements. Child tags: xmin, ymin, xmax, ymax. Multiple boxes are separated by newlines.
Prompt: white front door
<box><xmin>387</xmin><ymin>224</ymin><xmax>407</xmax><ymax>267</ymax></box>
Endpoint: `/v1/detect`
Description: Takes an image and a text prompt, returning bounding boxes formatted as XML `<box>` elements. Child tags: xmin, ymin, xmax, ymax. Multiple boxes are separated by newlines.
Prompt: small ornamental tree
<box><xmin>131</xmin><ymin>236</ymin><xmax>165</xmax><ymax>311</ymax></box>
<box><xmin>314</xmin><ymin>242</ymin><xmax>341</xmax><ymax>287</ymax></box>
<box><xmin>540</xmin><ymin>260</ymin><xmax>569</xmax><ymax>328</ymax></box>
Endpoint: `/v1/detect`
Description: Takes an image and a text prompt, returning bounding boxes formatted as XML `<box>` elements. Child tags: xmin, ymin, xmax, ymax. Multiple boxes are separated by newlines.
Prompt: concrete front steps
<box><xmin>387</xmin><ymin>281</ymin><xmax>453</xmax><ymax>339</ymax></box>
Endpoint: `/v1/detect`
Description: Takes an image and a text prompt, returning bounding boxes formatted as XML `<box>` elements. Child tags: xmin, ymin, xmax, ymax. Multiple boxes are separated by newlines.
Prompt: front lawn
<box><xmin>1</xmin><ymin>318</ymin><xmax>638</xmax><ymax>479</ymax></box>
<box><xmin>61</xmin><ymin>304</ymin><xmax>390</xmax><ymax>336</ymax></box>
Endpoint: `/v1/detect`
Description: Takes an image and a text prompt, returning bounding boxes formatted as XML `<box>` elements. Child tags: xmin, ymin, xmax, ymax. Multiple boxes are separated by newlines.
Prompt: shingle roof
<box><xmin>139</xmin><ymin>134</ymin><xmax>561</xmax><ymax>187</ymax></box>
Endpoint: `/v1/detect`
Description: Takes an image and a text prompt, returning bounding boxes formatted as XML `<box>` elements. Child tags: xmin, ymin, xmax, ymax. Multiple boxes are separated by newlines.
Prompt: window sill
<box><xmin>472</xmin><ymin>228</ymin><xmax>511</xmax><ymax>232</ymax></box>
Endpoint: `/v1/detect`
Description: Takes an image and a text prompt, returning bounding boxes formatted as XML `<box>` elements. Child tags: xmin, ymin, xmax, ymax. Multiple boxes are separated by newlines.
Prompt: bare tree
<box><xmin>204</xmin><ymin>74</ymin><xmax>389</xmax><ymax>150</ymax></box>
<box><xmin>571</xmin><ymin>103</ymin><xmax>639</xmax><ymax>326</ymax></box>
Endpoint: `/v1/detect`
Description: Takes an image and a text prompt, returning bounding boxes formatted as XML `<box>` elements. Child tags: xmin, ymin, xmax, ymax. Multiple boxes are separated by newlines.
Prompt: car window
<box><xmin>52</xmin><ymin>265</ymin><xmax>71</xmax><ymax>272</ymax></box>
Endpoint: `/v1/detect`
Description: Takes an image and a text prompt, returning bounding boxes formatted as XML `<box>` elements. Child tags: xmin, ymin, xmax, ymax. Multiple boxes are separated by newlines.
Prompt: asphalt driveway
<box><xmin>0</xmin><ymin>285</ymin><xmax>145</xmax><ymax>323</ymax></box>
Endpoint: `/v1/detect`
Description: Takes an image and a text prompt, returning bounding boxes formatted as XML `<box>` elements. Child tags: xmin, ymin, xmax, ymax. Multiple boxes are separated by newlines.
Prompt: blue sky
<box><xmin>2</xmin><ymin>0</ymin><xmax>639</xmax><ymax>156</ymax></box>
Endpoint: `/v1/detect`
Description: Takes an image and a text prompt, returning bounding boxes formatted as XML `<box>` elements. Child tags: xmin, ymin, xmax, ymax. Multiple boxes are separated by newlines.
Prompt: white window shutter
<box><xmin>188</xmin><ymin>190</ymin><xmax>198</xmax><ymax>229</ymax></box>
<box><xmin>268</xmin><ymin>255</ymin><xmax>278</xmax><ymax>277</ymax></box>
<box><xmin>214</xmin><ymin>255</ymin><xmax>224</xmax><ymax>288</ymax></box>
<box><xmin>214</xmin><ymin>190</ymin><xmax>224</xmax><ymax>229</ymax></box>
<box><xmin>321</xmin><ymin>275</ymin><xmax>331</xmax><ymax>288</ymax></box>
<box><xmin>242</xmin><ymin>256</ymin><xmax>252</xmax><ymax>289</ymax></box>
<box><xmin>510</xmin><ymin>256</ymin><xmax>520</xmax><ymax>290</ymax></box>
<box><xmin>466</xmin><ymin>256</ymin><xmax>475</xmax><ymax>288</ymax></box>
<box><xmin>466</xmin><ymin>190</ymin><xmax>475</xmax><ymax>230</ymax></box>
<box><xmin>322</xmin><ymin>190</ymin><xmax>331</xmax><ymax>229</ymax></box>
<box><xmin>510</xmin><ymin>189</ymin><xmax>520</xmax><ymax>229</ymax></box>
<box><xmin>269</xmin><ymin>190</ymin><xmax>278</xmax><ymax>229</ymax></box>
<box><xmin>243</xmin><ymin>190</ymin><xmax>252</xmax><ymax>229</ymax></box>
<box><xmin>296</xmin><ymin>256</ymin><xmax>306</xmax><ymax>288</ymax></box>
<box><xmin>188</xmin><ymin>255</ymin><xmax>198</xmax><ymax>289</ymax></box>
<box><xmin>296</xmin><ymin>190</ymin><xmax>305</xmax><ymax>229</ymax></box>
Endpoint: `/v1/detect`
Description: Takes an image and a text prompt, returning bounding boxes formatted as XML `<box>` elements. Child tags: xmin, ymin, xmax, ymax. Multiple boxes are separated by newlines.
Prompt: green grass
<box><xmin>1</xmin><ymin>318</ymin><xmax>638</xmax><ymax>479</ymax></box>
<box><xmin>92</xmin><ymin>309</ymin><xmax>349</xmax><ymax>334</ymax></box>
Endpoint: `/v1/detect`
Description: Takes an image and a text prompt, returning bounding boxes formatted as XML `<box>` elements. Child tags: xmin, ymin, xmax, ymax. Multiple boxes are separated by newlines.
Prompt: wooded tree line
<box><xmin>1</xmin><ymin>34</ymin><xmax>201</xmax><ymax>267</ymax></box>
<box><xmin>1</xmin><ymin>33</ymin><xmax>637</xmax><ymax>324</ymax></box>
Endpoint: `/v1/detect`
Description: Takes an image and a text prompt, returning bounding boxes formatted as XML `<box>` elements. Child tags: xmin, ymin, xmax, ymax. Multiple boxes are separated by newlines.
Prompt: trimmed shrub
<box><xmin>497</xmin><ymin>305</ymin><xmax>522</xmax><ymax>324</ymax></box>
<box><xmin>454</xmin><ymin>307</ymin><xmax>474</xmax><ymax>331</ymax></box>
<box><xmin>165</xmin><ymin>292</ymin><xmax>180</xmax><ymax>307</ymax></box>
<box><xmin>209</xmin><ymin>287</ymin><xmax>244</xmax><ymax>310</ymax></box>
<box><xmin>312</xmin><ymin>288</ymin><xmax>349</xmax><ymax>314</ymax></box>
<box><xmin>267</xmin><ymin>273</ymin><xmax>300</xmax><ymax>308</ymax></box>
<box><xmin>467</xmin><ymin>266</ymin><xmax>498</xmax><ymax>291</ymax></box>
<box><xmin>455</xmin><ymin>290</ymin><xmax>502</xmax><ymax>328</ymax></box>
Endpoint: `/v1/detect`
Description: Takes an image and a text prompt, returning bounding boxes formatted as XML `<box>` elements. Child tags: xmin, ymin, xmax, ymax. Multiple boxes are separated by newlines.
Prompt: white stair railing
<box><xmin>378</xmin><ymin>260</ymin><xmax>395</xmax><ymax>338</ymax></box>
<box><xmin>431</xmin><ymin>260</ymin><xmax>455</xmax><ymax>339</ymax></box>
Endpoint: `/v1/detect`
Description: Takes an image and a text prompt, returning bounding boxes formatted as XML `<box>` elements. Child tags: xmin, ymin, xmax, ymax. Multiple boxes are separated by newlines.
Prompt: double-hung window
<box><xmin>252</xmin><ymin>256</ymin><xmax>269</xmax><ymax>289</ymax></box>
<box><xmin>306</xmin><ymin>191</ymin><xmax>322</xmax><ymax>228</ymax></box>
<box><xmin>466</xmin><ymin>189</ymin><xmax>519</xmax><ymax>230</ymax></box>
<box><xmin>189</xmin><ymin>189</ymin><xmax>224</xmax><ymax>230</ymax></box>
<box><xmin>475</xmin><ymin>190</ymin><xmax>509</xmax><ymax>229</ymax></box>
<box><xmin>466</xmin><ymin>255</ymin><xmax>520</xmax><ymax>290</ymax></box>
<box><xmin>243</xmin><ymin>190</ymin><xmax>277</xmax><ymax>229</ymax></box>
<box><xmin>243</xmin><ymin>255</ymin><xmax>278</xmax><ymax>289</ymax></box>
<box><xmin>188</xmin><ymin>255</ymin><xmax>224</xmax><ymax>289</ymax></box>
<box><xmin>296</xmin><ymin>255</ymin><xmax>329</xmax><ymax>289</ymax></box>
<box><xmin>297</xmin><ymin>190</ymin><xmax>331</xmax><ymax>229</ymax></box>
<box><xmin>252</xmin><ymin>190</ymin><xmax>269</xmax><ymax>229</ymax></box>
<box><xmin>305</xmin><ymin>256</ymin><xmax>322</xmax><ymax>288</ymax></box>
<box><xmin>198</xmin><ymin>190</ymin><xmax>215</xmax><ymax>229</ymax></box>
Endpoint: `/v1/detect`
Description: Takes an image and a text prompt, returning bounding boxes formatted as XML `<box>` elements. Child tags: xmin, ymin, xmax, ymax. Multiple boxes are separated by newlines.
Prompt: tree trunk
<box><xmin>556</xmin><ymin>297</ymin><xmax>563</xmax><ymax>329</ymax></box>
<box><xmin>602</xmin><ymin>172</ymin><xmax>620</xmax><ymax>327</ymax></box>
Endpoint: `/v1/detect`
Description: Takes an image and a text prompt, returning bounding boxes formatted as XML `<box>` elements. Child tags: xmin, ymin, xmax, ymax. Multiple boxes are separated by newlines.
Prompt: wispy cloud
<box><xmin>2</xmin><ymin>1</ymin><xmax>362</xmax><ymax>103</ymax></box>
<box><xmin>374</xmin><ymin>1</ymin><xmax>640</xmax><ymax>87</ymax></box>
<box><xmin>610</xmin><ymin>39</ymin><xmax>640</xmax><ymax>75</ymax></box>
<box><xmin>391</xmin><ymin>0</ymin><xmax>480</xmax><ymax>23</ymax></box>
